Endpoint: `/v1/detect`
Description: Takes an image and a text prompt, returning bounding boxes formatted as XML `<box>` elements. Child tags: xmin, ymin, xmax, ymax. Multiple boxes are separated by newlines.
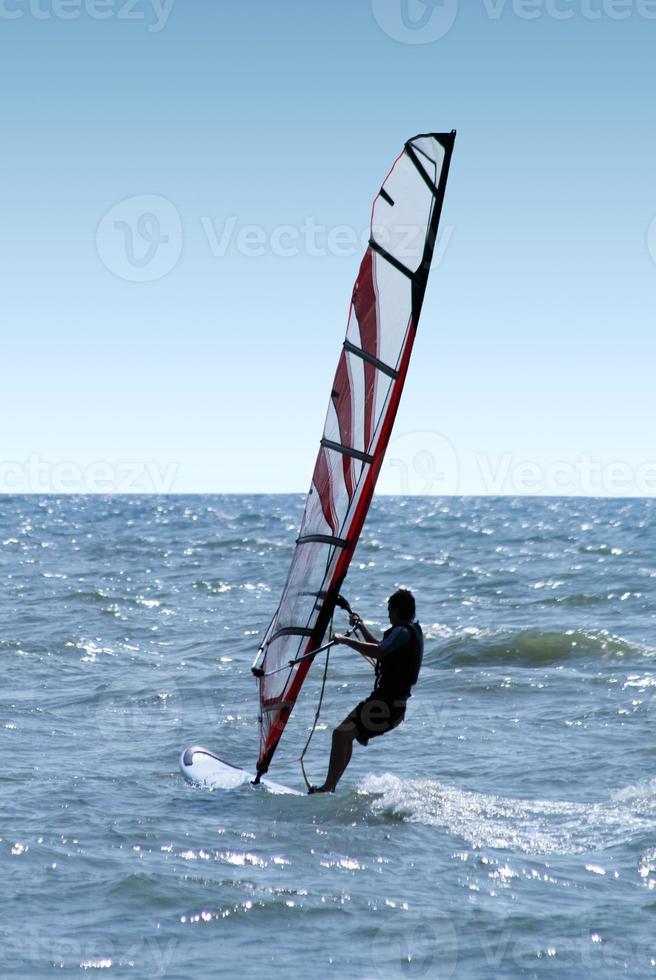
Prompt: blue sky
<box><xmin>1</xmin><ymin>0</ymin><xmax>655</xmax><ymax>494</ymax></box>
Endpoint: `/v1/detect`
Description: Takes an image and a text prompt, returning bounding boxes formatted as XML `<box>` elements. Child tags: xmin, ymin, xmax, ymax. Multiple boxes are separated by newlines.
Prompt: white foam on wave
<box><xmin>611</xmin><ymin>777</ymin><xmax>656</xmax><ymax>804</ymax></box>
<box><xmin>359</xmin><ymin>772</ymin><xmax>656</xmax><ymax>855</ymax></box>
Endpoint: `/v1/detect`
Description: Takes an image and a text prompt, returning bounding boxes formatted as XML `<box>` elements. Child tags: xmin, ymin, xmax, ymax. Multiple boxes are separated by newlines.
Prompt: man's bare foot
<box><xmin>308</xmin><ymin>784</ymin><xmax>334</xmax><ymax>794</ymax></box>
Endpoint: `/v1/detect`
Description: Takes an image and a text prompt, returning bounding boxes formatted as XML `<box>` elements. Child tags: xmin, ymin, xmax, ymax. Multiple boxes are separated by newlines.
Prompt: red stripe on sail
<box><xmin>332</xmin><ymin>353</ymin><xmax>355</xmax><ymax>499</ymax></box>
<box><xmin>353</xmin><ymin>249</ymin><xmax>379</xmax><ymax>449</ymax></box>
<box><xmin>311</xmin><ymin>449</ymin><xmax>338</xmax><ymax>534</ymax></box>
<box><xmin>261</xmin><ymin>660</ymin><xmax>312</xmax><ymax>764</ymax></box>
<box><xmin>333</xmin><ymin>316</ymin><xmax>417</xmax><ymax>588</ymax></box>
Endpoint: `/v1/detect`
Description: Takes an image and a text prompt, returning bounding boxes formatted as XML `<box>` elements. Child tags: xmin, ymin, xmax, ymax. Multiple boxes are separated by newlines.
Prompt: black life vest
<box><xmin>374</xmin><ymin>621</ymin><xmax>424</xmax><ymax>701</ymax></box>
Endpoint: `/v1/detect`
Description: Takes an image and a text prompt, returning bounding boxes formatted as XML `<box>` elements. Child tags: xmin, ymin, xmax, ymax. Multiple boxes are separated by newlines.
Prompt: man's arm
<box><xmin>333</xmin><ymin>634</ymin><xmax>381</xmax><ymax>661</ymax></box>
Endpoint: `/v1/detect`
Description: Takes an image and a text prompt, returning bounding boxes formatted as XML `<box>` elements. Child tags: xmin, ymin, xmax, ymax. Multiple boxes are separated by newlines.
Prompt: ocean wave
<box><xmin>194</xmin><ymin>579</ymin><xmax>271</xmax><ymax>595</ymax></box>
<box><xmin>435</xmin><ymin>627</ymin><xmax>652</xmax><ymax>667</ymax></box>
<box><xmin>196</xmin><ymin>536</ymin><xmax>288</xmax><ymax>551</ymax></box>
<box><xmin>537</xmin><ymin>592</ymin><xmax>607</xmax><ymax>607</ymax></box>
<box><xmin>61</xmin><ymin>589</ymin><xmax>112</xmax><ymax>603</ymax></box>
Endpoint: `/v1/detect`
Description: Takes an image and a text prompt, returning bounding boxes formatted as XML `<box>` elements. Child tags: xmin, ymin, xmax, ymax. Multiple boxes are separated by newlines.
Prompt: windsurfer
<box><xmin>309</xmin><ymin>589</ymin><xmax>423</xmax><ymax>794</ymax></box>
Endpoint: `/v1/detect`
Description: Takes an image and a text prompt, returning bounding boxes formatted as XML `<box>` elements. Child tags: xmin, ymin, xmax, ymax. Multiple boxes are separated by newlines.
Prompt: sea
<box><xmin>1</xmin><ymin>494</ymin><xmax>655</xmax><ymax>979</ymax></box>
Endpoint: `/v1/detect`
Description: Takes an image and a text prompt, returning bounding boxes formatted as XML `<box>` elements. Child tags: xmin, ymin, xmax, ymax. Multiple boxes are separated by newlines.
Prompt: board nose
<box><xmin>182</xmin><ymin>746</ymin><xmax>203</xmax><ymax>767</ymax></box>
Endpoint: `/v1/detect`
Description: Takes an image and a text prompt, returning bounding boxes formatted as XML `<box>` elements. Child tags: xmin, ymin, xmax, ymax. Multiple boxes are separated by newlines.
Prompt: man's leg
<box><xmin>312</xmin><ymin>709</ymin><xmax>359</xmax><ymax>793</ymax></box>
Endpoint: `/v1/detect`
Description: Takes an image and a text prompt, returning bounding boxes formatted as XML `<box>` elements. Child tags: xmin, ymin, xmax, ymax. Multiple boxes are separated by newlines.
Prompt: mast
<box><xmin>252</xmin><ymin>132</ymin><xmax>456</xmax><ymax>778</ymax></box>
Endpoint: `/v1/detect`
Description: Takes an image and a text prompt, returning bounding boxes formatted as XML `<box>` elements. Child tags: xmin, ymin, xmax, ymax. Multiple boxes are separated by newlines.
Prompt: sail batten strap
<box><xmin>297</xmin><ymin>533</ymin><xmax>349</xmax><ymax>548</ymax></box>
<box><xmin>369</xmin><ymin>239</ymin><xmax>416</xmax><ymax>280</ymax></box>
<box><xmin>343</xmin><ymin>340</ymin><xmax>399</xmax><ymax>380</ymax></box>
<box><xmin>404</xmin><ymin>143</ymin><xmax>440</xmax><ymax>198</ymax></box>
<box><xmin>269</xmin><ymin>627</ymin><xmax>314</xmax><ymax>643</ymax></box>
<box><xmin>262</xmin><ymin>700</ymin><xmax>295</xmax><ymax>714</ymax></box>
<box><xmin>320</xmin><ymin>438</ymin><xmax>375</xmax><ymax>464</ymax></box>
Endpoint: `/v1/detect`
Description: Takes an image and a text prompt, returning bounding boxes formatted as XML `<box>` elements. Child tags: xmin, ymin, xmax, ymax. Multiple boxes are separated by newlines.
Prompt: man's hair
<box><xmin>388</xmin><ymin>589</ymin><xmax>416</xmax><ymax>622</ymax></box>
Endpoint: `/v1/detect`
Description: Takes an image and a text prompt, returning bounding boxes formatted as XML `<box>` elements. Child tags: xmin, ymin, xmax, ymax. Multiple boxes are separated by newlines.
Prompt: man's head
<box><xmin>387</xmin><ymin>589</ymin><xmax>416</xmax><ymax>625</ymax></box>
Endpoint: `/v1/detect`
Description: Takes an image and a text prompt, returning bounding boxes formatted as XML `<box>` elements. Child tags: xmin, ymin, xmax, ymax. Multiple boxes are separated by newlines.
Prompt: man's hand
<box><xmin>348</xmin><ymin>612</ymin><xmax>377</xmax><ymax>645</ymax></box>
<box><xmin>333</xmin><ymin>633</ymin><xmax>348</xmax><ymax>645</ymax></box>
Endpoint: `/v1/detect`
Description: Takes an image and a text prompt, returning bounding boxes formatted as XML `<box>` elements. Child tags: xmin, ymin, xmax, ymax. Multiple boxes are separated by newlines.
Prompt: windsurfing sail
<box><xmin>252</xmin><ymin>132</ymin><xmax>456</xmax><ymax>779</ymax></box>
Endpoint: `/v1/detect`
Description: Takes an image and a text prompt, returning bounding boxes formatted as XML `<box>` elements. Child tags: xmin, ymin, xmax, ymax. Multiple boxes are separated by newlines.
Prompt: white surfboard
<box><xmin>179</xmin><ymin>746</ymin><xmax>302</xmax><ymax>795</ymax></box>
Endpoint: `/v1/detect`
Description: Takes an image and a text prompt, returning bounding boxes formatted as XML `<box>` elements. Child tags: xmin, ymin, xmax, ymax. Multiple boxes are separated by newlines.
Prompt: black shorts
<box><xmin>339</xmin><ymin>695</ymin><xmax>407</xmax><ymax>747</ymax></box>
